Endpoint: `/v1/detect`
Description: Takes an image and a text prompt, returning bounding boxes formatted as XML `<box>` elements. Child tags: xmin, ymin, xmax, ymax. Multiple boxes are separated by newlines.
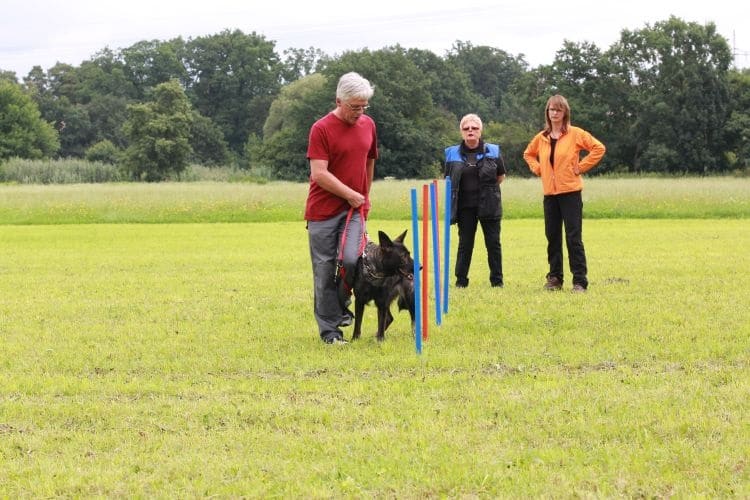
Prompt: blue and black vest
<box><xmin>444</xmin><ymin>142</ymin><xmax>503</xmax><ymax>223</ymax></box>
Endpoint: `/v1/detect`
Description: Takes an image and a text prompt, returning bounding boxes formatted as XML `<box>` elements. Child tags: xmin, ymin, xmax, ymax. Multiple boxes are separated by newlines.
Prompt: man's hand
<box><xmin>347</xmin><ymin>191</ymin><xmax>366</xmax><ymax>208</ymax></box>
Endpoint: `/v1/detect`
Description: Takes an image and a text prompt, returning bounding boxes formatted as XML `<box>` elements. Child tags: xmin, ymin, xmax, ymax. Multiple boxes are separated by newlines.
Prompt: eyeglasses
<box><xmin>461</xmin><ymin>126</ymin><xmax>480</xmax><ymax>131</ymax></box>
<box><xmin>344</xmin><ymin>102</ymin><xmax>370</xmax><ymax>112</ymax></box>
<box><xmin>548</xmin><ymin>108</ymin><xmax>564</xmax><ymax>113</ymax></box>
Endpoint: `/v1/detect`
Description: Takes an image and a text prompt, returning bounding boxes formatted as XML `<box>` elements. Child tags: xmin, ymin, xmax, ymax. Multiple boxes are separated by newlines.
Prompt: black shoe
<box><xmin>491</xmin><ymin>282</ymin><xmax>504</xmax><ymax>288</ymax></box>
<box><xmin>455</xmin><ymin>279</ymin><xmax>468</xmax><ymax>288</ymax></box>
<box><xmin>324</xmin><ymin>336</ymin><xmax>348</xmax><ymax>345</ymax></box>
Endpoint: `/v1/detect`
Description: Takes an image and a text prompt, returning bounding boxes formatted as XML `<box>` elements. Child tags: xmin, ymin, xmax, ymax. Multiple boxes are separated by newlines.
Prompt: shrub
<box><xmin>0</xmin><ymin>157</ymin><xmax>122</xmax><ymax>184</ymax></box>
<box><xmin>85</xmin><ymin>140</ymin><xmax>122</xmax><ymax>165</ymax></box>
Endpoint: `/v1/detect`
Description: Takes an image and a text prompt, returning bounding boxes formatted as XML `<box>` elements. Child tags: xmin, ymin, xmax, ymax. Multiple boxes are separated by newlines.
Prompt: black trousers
<box><xmin>543</xmin><ymin>191</ymin><xmax>588</xmax><ymax>288</ymax></box>
<box><xmin>455</xmin><ymin>207</ymin><xmax>502</xmax><ymax>286</ymax></box>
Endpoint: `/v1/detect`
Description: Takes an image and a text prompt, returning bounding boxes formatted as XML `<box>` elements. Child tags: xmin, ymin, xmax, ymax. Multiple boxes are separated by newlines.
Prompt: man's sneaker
<box><xmin>572</xmin><ymin>284</ymin><xmax>586</xmax><ymax>293</ymax></box>
<box><xmin>324</xmin><ymin>336</ymin><xmax>349</xmax><ymax>345</ymax></box>
<box><xmin>544</xmin><ymin>276</ymin><xmax>563</xmax><ymax>291</ymax></box>
<box><xmin>339</xmin><ymin>308</ymin><xmax>354</xmax><ymax>328</ymax></box>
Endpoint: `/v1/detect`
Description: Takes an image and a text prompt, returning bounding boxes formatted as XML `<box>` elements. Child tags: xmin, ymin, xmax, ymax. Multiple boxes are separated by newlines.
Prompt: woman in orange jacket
<box><xmin>523</xmin><ymin>94</ymin><xmax>605</xmax><ymax>292</ymax></box>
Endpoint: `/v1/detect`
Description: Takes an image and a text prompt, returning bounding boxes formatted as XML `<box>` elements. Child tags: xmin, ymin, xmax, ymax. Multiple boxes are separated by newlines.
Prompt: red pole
<box><xmin>422</xmin><ymin>184</ymin><xmax>429</xmax><ymax>340</ymax></box>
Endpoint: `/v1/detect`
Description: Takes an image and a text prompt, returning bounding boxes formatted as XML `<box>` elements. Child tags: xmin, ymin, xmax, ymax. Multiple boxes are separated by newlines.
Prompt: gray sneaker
<box><xmin>324</xmin><ymin>336</ymin><xmax>349</xmax><ymax>345</ymax></box>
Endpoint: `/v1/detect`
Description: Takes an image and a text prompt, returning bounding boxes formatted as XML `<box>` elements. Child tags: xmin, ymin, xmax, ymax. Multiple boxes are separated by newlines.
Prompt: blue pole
<box><xmin>430</xmin><ymin>182</ymin><xmax>441</xmax><ymax>326</ymax></box>
<box><xmin>410</xmin><ymin>188</ymin><xmax>422</xmax><ymax>354</ymax></box>
<box><xmin>443</xmin><ymin>177</ymin><xmax>451</xmax><ymax>314</ymax></box>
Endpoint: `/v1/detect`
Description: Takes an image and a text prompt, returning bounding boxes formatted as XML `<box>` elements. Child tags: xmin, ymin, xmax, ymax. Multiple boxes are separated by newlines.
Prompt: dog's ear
<box><xmin>378</xmin><ymin>230</ymin><xmax>393</xmax><ymax>247</ymax></box>
<box><xmin>394</xmin><ymin>230</ymin><xmax>407</xmax><ymax>244</ymax></box>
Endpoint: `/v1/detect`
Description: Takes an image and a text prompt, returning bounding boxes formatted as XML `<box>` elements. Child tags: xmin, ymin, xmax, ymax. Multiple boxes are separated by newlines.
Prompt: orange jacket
<box><xmin>523</xmin><ymin>126</ymin><xmax>605</xmax><ymax>195</ymax></box>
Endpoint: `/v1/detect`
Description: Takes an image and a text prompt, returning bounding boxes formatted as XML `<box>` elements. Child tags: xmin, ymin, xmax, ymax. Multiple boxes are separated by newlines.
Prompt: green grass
<box><xmin>0</xmin><ymin>176</ymin><xmax>748</xmax><ymax>224</ymax></box>
<box><xmin>1</xmin><ymin>215</ymin><xmax>748</xmax><ymax>496</ymax></box>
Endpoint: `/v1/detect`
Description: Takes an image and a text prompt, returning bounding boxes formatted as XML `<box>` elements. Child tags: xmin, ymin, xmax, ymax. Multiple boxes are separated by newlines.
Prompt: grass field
<box><xmin>0</xmin><ymin>176</ymin><xmax>748</xmax><ymax>224</ymax></box>
<box><xmin>1</xmin><ymin>178</ymin><xmax>749</xmax><ymax>496</ymax></box>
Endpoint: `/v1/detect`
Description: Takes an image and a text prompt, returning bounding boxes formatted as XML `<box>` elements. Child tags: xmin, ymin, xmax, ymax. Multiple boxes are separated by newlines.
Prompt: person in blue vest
<box><xmin>444</xmin><ymin>113</ymin><xmax>507</xmax><ymax>288</ymax></box>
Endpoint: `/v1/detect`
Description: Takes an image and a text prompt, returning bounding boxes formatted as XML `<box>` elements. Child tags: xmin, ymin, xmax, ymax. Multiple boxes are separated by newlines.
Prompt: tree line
<box><xmin>1</xmin><ymin>16</ymin><xmax>748</xmax><ymax>181</ymax></box>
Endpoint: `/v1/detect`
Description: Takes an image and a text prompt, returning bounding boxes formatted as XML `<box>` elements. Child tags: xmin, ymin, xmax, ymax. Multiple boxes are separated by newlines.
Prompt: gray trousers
<box><xmin>307</xmin><ymin>209</ymin><xmax>364</xmax><ymax>341</ymax></box>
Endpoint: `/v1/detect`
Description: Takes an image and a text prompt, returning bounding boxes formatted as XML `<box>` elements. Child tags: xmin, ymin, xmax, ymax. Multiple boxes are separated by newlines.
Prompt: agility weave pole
<box><xmin>410</xmin><ymin>179</ymin><xmax>451</xmax><ymax>354</ymax></box>
<box><xmin>422</xmin><ymin>184</ymin><xmax>429</xmax><ymax>341</ymax></box>
<box><xmin>430</xmin><ymin>181</ymin><xmax>441</xmax><ymax>326</ymax></box>
<box><xmin>443</xmin><ymin>177</ymin><xmax>451</xmax><ymax>315</ymax></box>
<box><xmin>410</xmin><ymin>188</ymin><xmax>422</xmax><ymax>354</ymax></box>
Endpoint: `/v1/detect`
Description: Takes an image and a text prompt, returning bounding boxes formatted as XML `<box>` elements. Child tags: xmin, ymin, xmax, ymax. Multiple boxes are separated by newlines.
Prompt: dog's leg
<box><xmin>383</xmin><ymin>308</ymin><xmax>394</xmax><ymax>332</ymax></box>
<box><xmin>376</xmin><ymin>305</ymin><xmax>388</xmax><ymax>342</ymax></box>
<box><xmin>352</xmin><ymin>294</ymin><xmax>365</xmax><ymax>340</ymax></box>
<box><xmin>383</xmin><ymin>287</ymin><xmax>399</xmax><ymax>334</ymax></box>
<box><xmin>397</xmin><ymin>282</ymin><xmax>416</xmax><ymax>337</ymax></box>
<box><xmin>404</xmin><ymin>296</ymin><xmax>415</xmax><ymax>336</ymax></box>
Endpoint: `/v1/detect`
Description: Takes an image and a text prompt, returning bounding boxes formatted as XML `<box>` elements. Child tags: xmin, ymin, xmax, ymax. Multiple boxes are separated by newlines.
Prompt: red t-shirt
<box><xmin>304</xmin><ymin>112</ymin><xmax>378</xmax><ymax>221</ymax></box>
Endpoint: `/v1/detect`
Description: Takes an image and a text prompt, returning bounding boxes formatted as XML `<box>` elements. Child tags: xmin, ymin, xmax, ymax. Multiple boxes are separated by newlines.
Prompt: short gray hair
<box><xmin>460</xmin><ymin>113</ymin><xmax>483</xmax><ymax>130</ymax></box>
<box><xmin>336</xmin><ymin>72</ymin><xmax>374</xmax><ymax>101</ymax></box>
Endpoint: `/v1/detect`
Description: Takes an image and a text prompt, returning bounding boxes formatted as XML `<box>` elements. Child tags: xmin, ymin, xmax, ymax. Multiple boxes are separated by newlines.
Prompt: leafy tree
<box><xmin>120</xmin><ymin>39</ymin><xmax>188</xmax><ymax>98</ymax></box>
<box><xmin>122</xmin><ymin>80</ymin><xmax>193</xmax><ymax>181</ymax></box>
<box><xmin>86</xmin><ymin>94</ymin><xmax>130</xmax><ymax>148</ymax></box>
<box><xmin>85</xmin><ymin>139</ymin><xmax>121</xmax><ymax>164</ymax></box>
<box><xmin>255</xmin><ymin>127</ymin><xmax>309</xmax><ymax>180</ymax></box>
<box><xmin>725</xmin><ymin>69</ymin><xmax>750</xmax><ymax>170</ymax></box>
<box><xmin>10</xmin><ymin>22</ymin><xmax>743</xmax><ymax>176</ymax></box>
<box><xmin>0</xmin><ymin>70</ymin><xmax>17</xmax><ymax>83</ymax></box>
<box><xmin>607</xmin><ymin>16</ymin><xmax>733</xmax><ymax>173</ymax></box>
<box><xmin>181</xmin><ymin>30</ymin><xmax>283</xmax><ymax>154</ymax></box>
<box><xmin>75</xmin><ymin>50</ymin><xmax>138</xmax><ymax>102</ymax></box>
<box><xmin>26</xmin><ymin>63</ymin><xmax>80</xmax><ymax>104</ymax></box>
<box><xmin>23</xmin><ymin>66</ymin><xmax>83</xmax><ymax>156</ymax></box>
<box><xmin>281</xmin><ymin>47</ymin><xmax>328</xmax><ymax>83</ymax></box>
<box><xmin>189</xmin><ymin>111</ymin><xmax>231</xmax><ymax>166</ymax></box>
<box><xmin>446</xmin><ymin>41</ymin><xmax>528</xmax><ymax>122</ymax></box>
<box><xmin>545</xmin><ymin>41</ymin><xmax>609</xmax><ymax>126</ymax></box>
<box><xmin>24</xmin><ymin>60</ymin><xmax>133</xmax><ymax>157</ymax></box>
<box><xmin>263</xmin><ymin>73</ymin><xmax>326</xmax><ymax>139</ymax></box>
<box><xmin>403</xmin><ymin>48</ymin><xmax>485</xmax><ymax>119</ymax></box>
<box><xmin>254</xmin><ymin>73</ymin><xmax>328</xmax><ymax>180</ymax></box>
<box><xmin>501</xmin><ymin>68</ymin><xmax>548</xmax><ymax>132</ymax></box>
<box><xmin>483</xmin><ymin>121</ymin><xmax>537</xmax><ymax>176</ymax></box>
<box><xmin>0</xmin><ymin>80</ymin><xmax>59</xmax><ymax>160</ymax></box>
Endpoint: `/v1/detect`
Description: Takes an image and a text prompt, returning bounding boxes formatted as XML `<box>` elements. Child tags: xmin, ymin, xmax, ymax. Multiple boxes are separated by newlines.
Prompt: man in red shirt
<box><xmin>305</xmin><ymin>72</ymin><xmax>378</xmax><ymax>344</ymax></box>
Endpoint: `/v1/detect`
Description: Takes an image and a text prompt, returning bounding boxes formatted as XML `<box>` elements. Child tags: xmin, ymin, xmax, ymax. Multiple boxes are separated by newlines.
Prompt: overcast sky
<box><xmin>2</xmin><ymin>0</ymin><xmax>748</xmax><ymax>77</ymax></box>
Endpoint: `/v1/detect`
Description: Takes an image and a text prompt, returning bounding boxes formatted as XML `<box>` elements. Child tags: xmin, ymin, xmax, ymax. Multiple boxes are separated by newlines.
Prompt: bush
<box><xmin>0</xmin><ymin>158</ymin><xmax>275</xmax><ymax>184</ymax></box>
<box><xmin>0</xmin><ymin>157</ymin><xmax>123</xmax><ymax>184</ymax></box>
<box><xmin>166</xmin><ymin>164</ymin><xmax>269</xmax><ymax>183</ymax></box>
<box><xmin>85</xmin><ymin>140</ymin><xmax>122</xmax><ymax>165</ymax></box>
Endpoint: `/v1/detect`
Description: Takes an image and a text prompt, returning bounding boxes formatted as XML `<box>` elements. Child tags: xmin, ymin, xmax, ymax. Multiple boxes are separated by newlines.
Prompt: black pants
<box><xmin>543</xmin><ymin>191</ymin><xmax>588</xmax><ymax>288</ymax></box>
<box><xmin>455</xmin><ymin>207</ymin><xmax>502</xmax><ymax>286</ymax></box>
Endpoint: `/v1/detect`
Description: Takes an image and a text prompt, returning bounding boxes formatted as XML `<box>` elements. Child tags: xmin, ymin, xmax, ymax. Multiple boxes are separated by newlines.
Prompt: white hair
<box><xmin>336</xmin><ymin>72</ymin><xmax>374</xmax><ymax>101</ymax></box>
<box><xmin>460</xmin><ymin>113</ymin><xmax>483</xmax><ymax>130</ymax></box>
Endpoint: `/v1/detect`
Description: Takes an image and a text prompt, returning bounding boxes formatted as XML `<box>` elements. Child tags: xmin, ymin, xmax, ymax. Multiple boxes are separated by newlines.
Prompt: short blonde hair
<box><xmin>459</xmin><ymin>113</ymin><xmax>483</xmax><ymax>130</ymax></box>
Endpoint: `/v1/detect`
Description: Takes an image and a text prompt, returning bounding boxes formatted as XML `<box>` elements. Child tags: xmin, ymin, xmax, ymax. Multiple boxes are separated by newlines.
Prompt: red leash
<box><xmin>336</xmin><ymin>205</ymin><xmax>367</xmax><ymax>290</ymax></box>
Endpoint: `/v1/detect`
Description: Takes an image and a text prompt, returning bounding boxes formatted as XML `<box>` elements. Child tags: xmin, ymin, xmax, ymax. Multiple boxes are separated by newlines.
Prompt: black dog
<box><xmin>351</xmin><ymin>230</ymin><xmax>416</xmax><ymax>342</ymax></box>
